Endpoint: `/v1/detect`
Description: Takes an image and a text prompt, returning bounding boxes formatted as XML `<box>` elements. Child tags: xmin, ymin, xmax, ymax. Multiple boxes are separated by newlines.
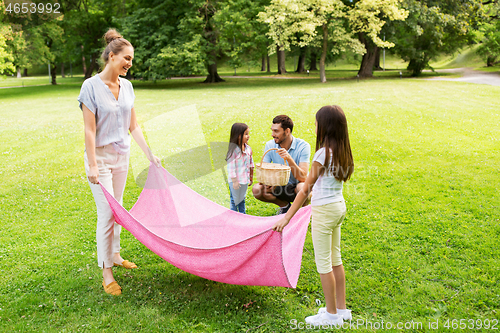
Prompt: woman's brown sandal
<box><xmin>102</xmin><ymin>281</ymin><xmax>122</xmax><ymax>295</ymax></box>
<box><xmin>113</xmin><ymin>260</ymin><xmax>137</xmax><ymax>269</ymax></box>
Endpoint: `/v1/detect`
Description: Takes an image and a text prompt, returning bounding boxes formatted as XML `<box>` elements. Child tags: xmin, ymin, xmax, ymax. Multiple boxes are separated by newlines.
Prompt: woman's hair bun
<box><xmin>100</xmin><ymin>28</ymin><xmax>132</xmax><ymax>66</ymax></box>
<box><xmin>104</xmin><ymin>29</ymin><xmax>123</xmax><ymax>45</ymax></box>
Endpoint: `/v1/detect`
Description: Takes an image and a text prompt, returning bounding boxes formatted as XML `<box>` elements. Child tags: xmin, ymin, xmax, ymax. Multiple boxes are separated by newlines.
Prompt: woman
<box><xmin>78</xmin><ymin>29</ymin><xmax>161</xmax><ymax>295</ymax></box>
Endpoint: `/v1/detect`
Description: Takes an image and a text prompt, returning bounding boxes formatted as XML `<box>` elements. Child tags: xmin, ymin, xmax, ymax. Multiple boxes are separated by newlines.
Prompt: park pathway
<box><xmin>426</xmin><ymin>68</ymin><xmax>500</xmax><ymax>86</ymax></box>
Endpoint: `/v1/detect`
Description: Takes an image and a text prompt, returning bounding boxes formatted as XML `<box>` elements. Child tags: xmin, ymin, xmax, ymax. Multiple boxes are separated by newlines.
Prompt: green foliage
<box><xmin>62</xmin><ymin>0</ymin><xmax>126</xmax><ymax>77</ymax></box>
<box><xmin>0</xmin><ymin>1</ymin><xmax>15</xmax><ymax>75</ymax></box>
<box><xmin>0</xmin><ymin>0</ymin><xmax>495</xmax><ymax>79</ymax></box>
<box><xmin>390</xmin><ymin>0</ymin><xmax>481</xmax><ymax>76</ymax></box>
<box><xmin>119</xmin><ymin>0</ymin><xmax>192</xmax><ymax>80</ymax></box>
<box><xmin>1</xmin><ymin>0</ymin><xmax>68</xmax><ymax>77</ymax></box>
<box><xmin>259</xmin><ymin>0</ymin><xmax>364</xmax><ymax>81</ymax></box>
<box><xmin>304</xmin><ymin>18</ymin><xmax>365</xmax><ymax>67</ymax></box>
<box><xmin>123</xmin><ymin>0</ymin><xmax>269</xmax><ymax>80</ymax></box>
<box><xmin>343</xmin><ymin>0</ymin><xmax>408</xmax><ymax>77</ymax></box>
<box><xmin>24</xmin><ymin>23</ymin><xmax>58</xmax><ymax>67</ymax></box>
<box><xmin>155</xmin><ymin>0</ymin><xmax>211</xmax><ymax>78</ymax></box>
<box><xmin>214</xmin><ymin>0</ymin><xmax>269</xmax><ymax>69</ymax></box>
<box><xmin>348</xmin><ymin>0</ymin><xmax>408</xmax><ymax>48</ymax></box>
<box><xmin>476</xmin><ymin>1</ymin><xmax>500</xmax><ymax>66</ymax></box>
<box><xmin>0</xmin><ymin>25</ymin><xmax>16</xmax><ymax>75</ymax></box>
<box><xmin>4</xmin><ymin>27</ymin><xmax>27</xmax><ymax>72</ymax></box>
<box><xmin>258</xmin><ymin>0</ymin><xmax>333</xmax><ymax>53</ymax></box>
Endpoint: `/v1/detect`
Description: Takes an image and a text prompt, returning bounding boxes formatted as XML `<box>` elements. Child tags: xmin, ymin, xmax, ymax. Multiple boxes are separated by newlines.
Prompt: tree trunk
<box><xmin>277</xmin><ymin>45</ymin><xmax>286</xmax><ymax>74</ymax></box>
<box><xmin>261</xmin><ymin>55</ymin><xmax>266</xmax><ymax>71</ymax></box>
<box><xmin>85</xmin><ymin>53</ymin><xmax>97</xmax><ymax>79</ymax></box>
<box><xmin>309</xmin><ymin>51</ymin><xmax>318</xmax><ymax>71</ymax></box>
<box><xmin>296</xmin><ymin>47</ymin><xmax>307</xmax><ymax>73</ymax></box>
<box><xmin>51</xmin><ymin>63</ymin><xmax>57</xmax><ymax>85</ymax></box>
<box><xmin>487</xmin><ymin>55</ymin><xmax>497</xmax><ymax>67</ymax></box>
<box><xmin>374</xmin><ymin>48</ymin><xmax>381</xmax><ymax>70</ymax></box>
<box><xmin>407</xmin><ymin>57</ymin><xmax>427</xmax><ymax>77</ymax></box>
<box><xmin>24</xmin><ymin>68</ymin><xmax>28</xmax><ymax>76</ymax></box>
<box><xmin>357</xmin><ymin>33</ymin><xmax>378</xmax><ymax>78</ymax></box>
<box><xmin>320</xmin><ymin>24</ymin><xmax>328</xmax><ymax>83</ymax></box>
<box><xmin>202</xmin><ymin>15</ymin><xmax>224</xmax><ymax>83</ymax></box>
<box><xmin>266</xmin><ymin>54</ymin><xmax>270</xmax><ymax>73</ymax></box>
<box><xmin>16</xmin><ymin>67</ymin><xmax>22</xmax><ymax>78</ymax></box>
<box><xmin>204</xmin><ymin>61</ymin><xmax>225</xmax><ymax>83</ymax></box>
<box><xmin>61</xmin><ymin>63</ymin><xmax>65</xmax><ymax>78</ymax></box>
<box><xmin>81</xmin><ymin>45</ymin><xmax>86</xmax><ymax>75</ymax></box>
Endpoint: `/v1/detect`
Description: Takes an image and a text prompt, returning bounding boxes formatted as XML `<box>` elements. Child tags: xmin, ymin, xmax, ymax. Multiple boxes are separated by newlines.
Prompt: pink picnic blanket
<box><xmin>100</xmin><ymin>163</ymin><xmax>311</xmax><ymax>288</ymax></box>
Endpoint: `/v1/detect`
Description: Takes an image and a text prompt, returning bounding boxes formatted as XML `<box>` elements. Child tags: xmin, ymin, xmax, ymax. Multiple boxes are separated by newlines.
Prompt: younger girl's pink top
<box><xmin>227</xmin><ymin>143</ymin><xmax>254</xmax><ymax>184</ymax></box>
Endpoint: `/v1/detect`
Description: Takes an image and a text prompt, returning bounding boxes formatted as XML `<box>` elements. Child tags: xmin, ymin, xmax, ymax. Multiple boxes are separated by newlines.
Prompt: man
<box><xmin>252</xmin><ymin>115</ymin><xmax>311</xmax><ymax>214</ymax></box>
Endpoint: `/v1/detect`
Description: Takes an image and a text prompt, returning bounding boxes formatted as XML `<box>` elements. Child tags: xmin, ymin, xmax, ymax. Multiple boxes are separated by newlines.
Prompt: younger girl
<box><xmin>226</xmin><ymin>123</ymin><xmax>254</xmax><ymax>213</ymax></box>
<box><xmin>273</xmin><ymin>105</ymin><xmax>354</xmax><ymax>327</ymax></box>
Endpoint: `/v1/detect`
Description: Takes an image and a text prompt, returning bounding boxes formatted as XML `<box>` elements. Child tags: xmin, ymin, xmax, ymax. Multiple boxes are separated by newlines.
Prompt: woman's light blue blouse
<box><xmin>78</xmin><ymin>74</ymin><xmax>135</xmax><ymax>154</ymax></box>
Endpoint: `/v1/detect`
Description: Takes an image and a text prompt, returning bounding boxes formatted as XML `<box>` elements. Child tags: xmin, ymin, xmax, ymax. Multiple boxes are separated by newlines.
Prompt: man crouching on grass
<box><xmin>252</xmin><ymin>115</ymin><xmax>311</xmax><ymax>214</ymax></box>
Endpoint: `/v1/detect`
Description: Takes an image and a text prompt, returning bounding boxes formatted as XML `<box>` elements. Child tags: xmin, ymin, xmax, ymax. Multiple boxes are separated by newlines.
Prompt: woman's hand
<box><xmin>233</xmin><ymin>182</ymin><xmax>241</xmax><ymax>190</ymax></box>
<box><xmin>88</xmin><ymin>165</ymin><xmax>99</xmax><ymax>184</ymax></box>
<box><xmin>272</xmin><ymin>216</ymin><xmax>290</xmax><ymax>232</ymax></box>
<box><xmin>149</xmin><ymin>154</ymin><xmax>161</xmax><ymax>168</ymax></box>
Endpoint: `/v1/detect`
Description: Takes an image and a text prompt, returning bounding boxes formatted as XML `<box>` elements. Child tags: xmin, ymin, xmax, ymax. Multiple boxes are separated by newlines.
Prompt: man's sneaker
<box><xmin>318</xmin><ymin>307</ymin><xmax>352</xmax><ymax>320</ymax></box>
<box><xmin>276</xmin><ymin>203</ymin><xmax>291</xmax><ymax>215</ymax></box>
<box><xmin>305</xmin><ymin>312</ymin><xmax>343</xmax><ymax>327</ymax></box>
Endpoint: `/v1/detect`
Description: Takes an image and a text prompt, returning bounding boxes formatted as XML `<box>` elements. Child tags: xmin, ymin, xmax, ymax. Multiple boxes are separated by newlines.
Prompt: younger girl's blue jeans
<box><xmin>229</xmin><ymin>182</ymin><xmax>247</xmax><ymax>214</ymax></box>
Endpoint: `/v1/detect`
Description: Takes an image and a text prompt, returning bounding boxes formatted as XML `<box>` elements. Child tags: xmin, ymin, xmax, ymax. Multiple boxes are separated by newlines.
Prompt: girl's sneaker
<box><xmin>318</xmin><ymin>307</ymin><xmax>352</xmax><ymax>320</ymax></box>
<box><xmin>305</xmin><ymin>312</ymin><xmax>343</xmax><ymax>327</ymax></box>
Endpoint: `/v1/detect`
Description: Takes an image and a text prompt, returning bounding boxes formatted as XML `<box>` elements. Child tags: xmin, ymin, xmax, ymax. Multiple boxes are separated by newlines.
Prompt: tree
<box><xmin>151</xmin><ymin>0</ymin><xmax>227</xmax><ymax>82</ymax></box>
<box><xmin>477</xmin><ymin>0</ymin><xmax>500</xmax><ymax>66</ymax></box>
<box><xmin>294</xmin><ymin>44</ymin><xmax>307</xmax><ymax>73</ymax></box>
<box><xmin>317</xmin><ymin>9</ymin><xmax>365</xmax><ymax>82</ymax></box>
<box><xmin>119</xmin><ymin>0</ymin><xmax>189</xmax><ymax>81</ymax></box>
<box><xmin>0</xmin><ymin>26</ymin><xmax>15</xmax><ymax>75</ymax></box>
<box><xmin>3</xmin><ymin>0</ymin><xmax>70</xmax><ymax>79</ymax></box>
<box><xmin>62</xmin><ymin>0</ymin><xmax>125</xmax><ymax>79</ymax></box>
<box><xmin>258</xmin><ymin>0</ymin><xmax>323</xmax><ymax>74</ymax></box>
<box><xmin>44</xmin><ymin>21</ymin><xmax>65</xmax><ymax>84</ymax></box>
<box><xmin>389</xmin><ymin>0</ymin><xmax>481</xmax><ymax>76</ymax></box>
<box><xmin>259</xmin><ymin>0</ymin><xmax>363</xmax><ymax>82</ymax></box>
<box><xmin>4</xmin><ymin>28</ymin><xmax>27</xmax><ymax>78</ymax></box>
<box><xmin>123</xmin><ymin>0</ymin><xmax>267</xmax><ymax>82</ymax></box>
<box><xmin>16</xmin><ymin>24</ymin><xmax>57</xmax><ymax>77</ymax></box>
<box><xmin>140</xmin><ymin>0</ymin><xmax>268</xmax><ymax>82</ymax></box>
<box><xmin>0</xmin><ymin>1</ymin><xmax>20</xmax><ymax>75</ymax></box>
<box><xmin>347</xmin><ymin>0</ymin><xmax>408</xmax><ymax>77</ymax></box>
<box><xmin>214</xmin><ymin>0</ymin><xmax>270</xmax><ymax>76</ymax></box>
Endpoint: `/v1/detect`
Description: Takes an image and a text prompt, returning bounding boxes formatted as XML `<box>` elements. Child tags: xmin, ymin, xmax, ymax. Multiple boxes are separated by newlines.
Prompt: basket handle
<box><xmin>260</xmin><ymin>148</ymin><xmax>289</xmax><ymax>166</ymax></box>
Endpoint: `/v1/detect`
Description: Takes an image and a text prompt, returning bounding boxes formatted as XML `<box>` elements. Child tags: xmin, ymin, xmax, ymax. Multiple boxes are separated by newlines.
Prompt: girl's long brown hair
<box><xmin>315</xmin><ymin>105</ymin><xmax>354</xmax><ymax>182</ymax></box>
<box><xmin>226</xmin><ymin>123</ymin><xmax>248</xmax><ymax>161</ymax></box>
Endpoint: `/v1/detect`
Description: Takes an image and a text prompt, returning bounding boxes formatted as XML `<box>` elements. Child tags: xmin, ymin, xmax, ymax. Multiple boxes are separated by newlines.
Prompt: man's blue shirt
<box><xmin>262</xmin><ymin>136</ymin><xmax>311</xmax><ymax>185</ymax></box>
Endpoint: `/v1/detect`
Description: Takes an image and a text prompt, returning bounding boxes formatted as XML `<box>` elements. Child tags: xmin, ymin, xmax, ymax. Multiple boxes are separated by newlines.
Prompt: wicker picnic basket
<box><xmin>255</xmin><ymin>148</ymin><xmax>291</xmax><ymax>186</ymax></box>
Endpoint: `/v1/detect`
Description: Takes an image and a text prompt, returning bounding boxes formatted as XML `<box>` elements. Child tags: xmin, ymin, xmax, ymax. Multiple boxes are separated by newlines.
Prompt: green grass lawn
<box><xmin>0</xmin><ymin>75</ymin><xmax>83</xmax><ymax>88</ymax></box>
<box><xmin>475</xmin><ymin>66</ymin><xmax>500</xmax><ymax>74</ymax></box>
<box><xmin>0</xmin><ymin>77</ymin><xmax>499</xmax><ymax>332</ymax></box>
